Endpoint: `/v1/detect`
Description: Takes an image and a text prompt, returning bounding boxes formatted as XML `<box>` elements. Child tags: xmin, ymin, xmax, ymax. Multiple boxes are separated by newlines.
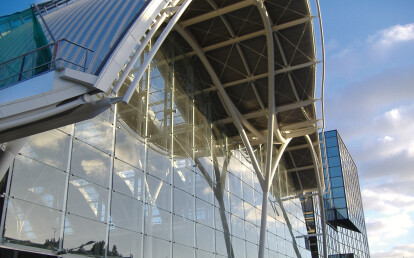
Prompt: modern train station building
<box><xmin>0</xmin><ymin>0</ymin><xmax>369</xmax><ymax>257</ymax></box>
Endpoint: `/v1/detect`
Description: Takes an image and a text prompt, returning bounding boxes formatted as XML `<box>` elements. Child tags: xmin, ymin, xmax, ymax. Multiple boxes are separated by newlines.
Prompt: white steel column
<box><xmin>174</xmin><ymin>24</ymin><xmax>265</xmax><ymax>189</ymax></box>
<box><xmin>305</xmin><ymin>134</ymin><xmax>327</xmax><ymax>258</ymax></box>
<box><xmin>0</xmin><ymin>138</ymin><xmax>27</xmax><ymax>182</ymax></box>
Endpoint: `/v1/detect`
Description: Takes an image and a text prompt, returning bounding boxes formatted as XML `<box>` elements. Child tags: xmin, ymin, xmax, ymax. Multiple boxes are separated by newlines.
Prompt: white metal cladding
<box><xmin>42</xmin><ymin>0</ymin><xmax>149</xmax><ymax>74</ymax></box>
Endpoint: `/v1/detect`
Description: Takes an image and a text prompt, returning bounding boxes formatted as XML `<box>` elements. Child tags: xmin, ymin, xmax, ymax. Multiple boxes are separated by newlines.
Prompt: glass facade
<box><xmin>301</xmin><ymin>131</ymin><xmax>370</xmax><ymax>258</ymax></box>
<box><xmin>0</xmin><ymin>32</ymin><xmax>312</xmax><ymax>258</ymax></box>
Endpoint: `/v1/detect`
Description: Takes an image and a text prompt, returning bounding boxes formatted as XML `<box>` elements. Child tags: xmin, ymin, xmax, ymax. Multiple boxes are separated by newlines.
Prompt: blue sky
<box><xmin>320</xmin><ymin>0</ymin><xmax>414</xmax><ymax>257</ymax></box>
<box><xmin>2</xmin><ymin>0</ymin><xmax>414</xmax><ymax>257</ymax></box>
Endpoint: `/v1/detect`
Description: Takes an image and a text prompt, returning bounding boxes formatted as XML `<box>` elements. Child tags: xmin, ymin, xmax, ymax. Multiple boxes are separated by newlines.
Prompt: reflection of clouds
<box><xmin>81</xmin><ymin>159</ymin><xmax>106</xmax><ymax>176</ymax></box>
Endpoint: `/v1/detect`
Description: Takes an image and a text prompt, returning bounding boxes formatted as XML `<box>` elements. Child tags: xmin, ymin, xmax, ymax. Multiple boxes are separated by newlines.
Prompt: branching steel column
<box><xmin>305</xmin><ymin>134</ymin><xmax>327</xmax><ymax>258</ymax></box>
<box><xmin>174</xmin><ymin>24</ymin><xmax>265</xmax><ymax>189</ymax></box>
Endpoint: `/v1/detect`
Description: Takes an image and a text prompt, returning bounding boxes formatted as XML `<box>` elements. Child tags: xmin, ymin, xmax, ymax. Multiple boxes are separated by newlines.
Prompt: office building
<box><xmin>301</xmin><ymin>130</ymin><xmax>370</xmax><ymax>257</ymax></box>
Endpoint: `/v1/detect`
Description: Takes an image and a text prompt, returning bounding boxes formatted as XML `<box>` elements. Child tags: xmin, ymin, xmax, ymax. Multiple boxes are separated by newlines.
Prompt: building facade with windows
<box><xmin>301</xmin><ymin>130</ymin><xmax>370</xmax><ymax>258</ymax></box>
<box><xmin>0</xmin><ymin>0</ymin><xmax>368</xmax><ymax>258</ymax></box>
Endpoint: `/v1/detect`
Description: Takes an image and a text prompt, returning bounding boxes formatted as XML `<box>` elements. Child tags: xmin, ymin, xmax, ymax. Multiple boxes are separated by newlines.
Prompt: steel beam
<box><xmin>180</xmin><ymin>0</ymin><xmax>254</xmax><ymax>27</ymax></box>
<box><xmin>305</xmin><ymin>135</ymin><xmax>327</xmax><ymax>258</ymax></box>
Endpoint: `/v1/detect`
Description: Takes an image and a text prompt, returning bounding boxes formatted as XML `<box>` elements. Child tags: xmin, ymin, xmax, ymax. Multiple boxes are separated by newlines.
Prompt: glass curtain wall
<box><xmin>0</xmin><ymin>32</ymin><xmax>312</xmax><ymax>258</ymax></box>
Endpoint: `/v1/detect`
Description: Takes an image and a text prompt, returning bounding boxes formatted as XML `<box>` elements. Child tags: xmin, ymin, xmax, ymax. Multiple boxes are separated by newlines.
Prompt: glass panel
<box><xmin>113</xmin><ymin>159</ymin><xmax>144</xmax><ymax>200</ymax></box>
<box><xmin>4</xmin><ymin>198</ymin><xmax>61</xmax><ymax>250</ymax></box>
<box><xmin>63</xmin><ymin>214</ymin><xmax>106</xmax><ymax>256</ymax></box>
<box><xmin>20</xmin><ymin>129</ymin><xmax>70</xmax><ymax>171</ymax></box>
<box><xmin>325</xmin><ymin>137</ymin><xmax>338</xmax><ymax>147</ymax></box>
<box><xmin>230</xmin><ymin>194</ymin><xmax>244</xmax><ymax>219</ymax></box>
<box><xmin>195</xmin><ymin>174</ymin><xmax>213</xmax><ymax>204</ymax></box>
<box><xmin>115</xmin><ymin>128</ymin><xmax>145</xmax><ymax>170</ymax></box>
<box><xmin>196</xmin><ymin>157</ymin><xmax>214</xmax><ymax>183</ymax></box>
<box><xmin>11</xmin><ymin>156</ymin><xmax>66</xmax><ymax>210</ymax></box>
<box><xmin>326</xmin><ymin>146</ymin><xmax>339</xmax><ymax>157</ymax></box>
<box><xmin>214</xmin><ymin>207</ymin><xmax>230</xmax><ymax>232</ymax></box>
<box><xmin>71</xmin><ymin>140</ymin><xmax>111</xmax><ymax>187</ymax></box>
<box><xmin>246</xmin><ymin>242</ymin><xmax>258</xmax><ymax>258</ymax></box>
<box><xmin>146</xmin><ymin>174</ymin><xmax>171</xmax><ymax>212</ymax></box>
<box><xmin>328</xmin><ymin>156</ymin><xmax>341</xmax><ymax>167</ymax></box>
<box><xmin>245</xmin><ymin>221</ymin><xmax>257</xmax><ymax>244</ymax></box>
<box><xmin>333</xmin><ymin>198</ymin><xmax>347</xmax><ymax>209</ymax></box>
<box><xmin>173</xmin><ymin>243</ymin><xmax>194</xmax><ymax>257</ymax></box>
<box><xmin>215</xmin><ymin>230</ymin><xmax>228</xmax><ymax>256</ymax></box>
<box><xmin>244</xmin><ymin>202</ymin><xmax>256</xmax><ymax>225</ymax></box>
<box><xmin>232</xmin><ymin>237</ymin><xmax>245</xmax><ymax>258</ymax></box>
<box><xmin>231</xmin><ymin>215</ymin><xmax>245</xmax><ymax>238</ymax></box>
<box><xmin>228</xmin><ymin>173</ymin><xmax>242</xmax><ymax>198</ymax></box>
<box><xmin>324</xmin><ymin>131</ymin><xmax>337</xmax><ymax>138</ymax></box>
<box><xmin>243</xmin><ymin>183</ymin><xmax>255</xmax><ymax>206</ymax></box>
<box><xmin>144</xmin><ymin>235</ymin><xmax>170</xmax><ymax>258</ymax></box>
<box><xmin>329</xmin><ymin>166</ymin><xmax>342</xmax><ymax>177</ymax></box>
<box><xmin>67</xmin><ymin>175</ymin><xmax>109</xmax><ymax>222</ymax></box>
<box><xmin>174</xmin><ymin>188</ymin><xmax>194</xmax><ymax>220</ymax></box>
<box><xmin>197</xmin><ymin>249</ymin><xmax>214</xmax><ymax>258</ymax></box>
<box><xmin>173</xmin><ymin>214</ymin><xmax>194</xmax><ymax>247</ymax></box>
<box><xmin>111</xmin><ymin>192</ymin><xmax>143</xmax><ymax>232</ymax></box>
<box><xmin>330</xmin><ymin>176</ymin><xmax>344</xmax><ymax>188</ymax></box>
<box><xmin>147</xmin><ymin>147</ymin><xmax>171</xmax><ymax>183</ymax></box>
<box><xmin>196</xmin><ymin>198</ymin><xmax>214</xmax><ymax>228</ymax></box>
<box><xmin>145</xmin><ymin>204</ymin><xmax>171</xmax><ymax>240</ymax></box>
<box><xmin>332</xmin><ymin>187</ymin><xmax>345</xmax><ymax>198</ymax></box>
<box><xmin>174</xmin><ymin>165</ymin><xmax>194</xmax><ymax>195</ymax></box>
<box><xmin>108</xmin><ymin>227</ymin><xmax>142</xmax><ymax>258</ymax></box>
<box><xmin>196</xmin><ymin>223</ymin><xmax>214</xmax><ymax>252</ymax></box>
<box><xmin>75</xmin><ymin>117</ymin><xmax>113</xmax><ymax>154</ymax></box>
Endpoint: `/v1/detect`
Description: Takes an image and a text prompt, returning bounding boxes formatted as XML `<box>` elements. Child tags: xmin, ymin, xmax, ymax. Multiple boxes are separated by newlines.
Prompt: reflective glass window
<box><xmin>115</xmin><ymin>128</ymin><xmax>145</xmax><ymax>170</ymax></box>
<box><xmin>326</xmin><ymin>146</ymin><xmax>339</xmax><ymax>157</ymax></box>
<box><xmin>174</xmin><ymin>188</ymin><xmax>194</xmax><ymax>220</ymax></box>
<box><xmin>71</xmin><ymin>140</ymin><xmax>111</xmax><ymax>187</ymax></box>
<box><xmin>110</xmin><ymin>192</ymin><xmax>143</xmax><ymax>232</ymax></box>
<box><xmin>197</xmin><ymin>249</ymin><xmax>214</xmax><ymax>258</ymax></box>
<box><xmin>146</xmin><ymin>174</ymin><xmax>171</xmax><ymax>212</ymax></box>
<box><xmin>173</xmin><ymin>214</ymin><xmax>194</xmax><ymax>246</ymax></box>
<box><xmin>196</xmin><ymin>223</ymin><xmax>214</xmax><ymax>252</ymax></box>
<box><xmin>196</xmin><ymin>198</ymin><xmax>214</xmax><ymax>227</ymax></box>
<box><xmin>75</xmin><ymin>117</ymin><xmax>113</xmax><ymax>154</ymax></box>
<box><xmin>20</xmin><ymin>129</ymin><xmax>70</xmax><ymax>171</ymax></box>
<box><xmin>328</xmin><ymin>156</ymin><xmax>341</xmax><ymax>167</ymax></box>
<box><xmin>4</xmin><ymin>198</ymin><xmax>62</xmax><ymax>250</ymax></box>
<box><xmin>144</xmin><ymin>204</ymin><xmax>171</xmax><ymax>240</ymax></box>
<box><xmin>147</xmin><ymin>148</ymin><xmax>171</xmax><ymax>183</ymax></box>
<box><xmin>329</xmin><ymin>166</ymin><xmax>342</xmax><ymax>177</ymax></box>
<box><xmin>324</xmin><ymin>131</ymin><xmax>337</xmax><ymax>138</ymax></box>
<box><xmin>11</xmin><ymin>156</ymin><xmax>66</xmax><ymax>210</ymax></box>
<box><xmin>231</xmin><ymin>215</ymin><xmax>245</xmax><ymax>238</ymax></box>
<box><xmin>113</xmin><ymin>159</ymin><xmax>144</xmax><ymax>200</ymax></box>
<box><xmin>232</xmin><ymin>237</ymin><xmax>246</xmax><ymax>258</ymax></box>
<box><xmin>330</xmin><ymin>176</ymin><xmax>344</xmax><ymax>188</ymax></box>
<box><xmin>173</xmin><ymin>166</ymin><xmax>194</xmax><ymax>195</ymax></box>
<box><xmin>173</xmin><ymin>243</ymin><xmax>193</xmax><ymax>257</ymax></box>
<box><xmin>63</xmin><ymin>214</ymin><xmax>106</xmax><ymax>256</ymax></box>
<box><xmin>144</xmin><ymin>235</ymin><xmax>170</xmax><ymax>258</ymax></box>
<box><xmin>334</xmin><ymin>198</ymin><xmax>347</xmax><ymax>209</ymax></box>
<box><xmin>332</xmin><ymin>187</ymin><xmax>346</xmax><ymax>198</ymax></box>
<box><xmin>108</xmin><ymin>227</ymin><xmax>142</xmax><ymax>258</ymax></box>
<box><xmin>67</xmin><ymin>175</ymin><xmax>108</xmax><ymax>222</ymax></box>
<box><xmin>325</xmin><ymin>137</ymin><xmax>338</xmax><ymax>147</ymax></box>
<box><xmin>228</xmin><ymin>173</ymin><xmax>243</xmax><ymax>198</ymax></box>
<box><xmin>195</xmin><ymin>173</ymin><xmax>214</xmax><ymax>204</ymax></box>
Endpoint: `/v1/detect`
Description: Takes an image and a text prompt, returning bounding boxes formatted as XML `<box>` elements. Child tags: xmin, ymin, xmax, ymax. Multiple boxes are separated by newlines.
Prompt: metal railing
<box><xmin>0</xmin><ymin>38</ymin><xmax>93</xmax><ymax>88</ymax></box>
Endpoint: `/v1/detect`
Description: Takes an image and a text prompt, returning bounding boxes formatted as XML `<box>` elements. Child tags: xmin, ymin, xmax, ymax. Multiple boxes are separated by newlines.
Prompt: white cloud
<box><xmin>366</xmin><ymin>212</ymin><xmax>414</xmax><ymax>247</ymax></box>
<box><xmin>372</xmin><ymin>244</ymin><xmax>414</xmax><ymax>258</ymax></box>
<box><xmin>362</xmin><ymin>189</ymin><xmax>414</xmax><ymax>215</ymax></box>
<box><xmin>368</xmin><ymin>23</ymin><xmax>414</xmax><ymax>49</ymax></box>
